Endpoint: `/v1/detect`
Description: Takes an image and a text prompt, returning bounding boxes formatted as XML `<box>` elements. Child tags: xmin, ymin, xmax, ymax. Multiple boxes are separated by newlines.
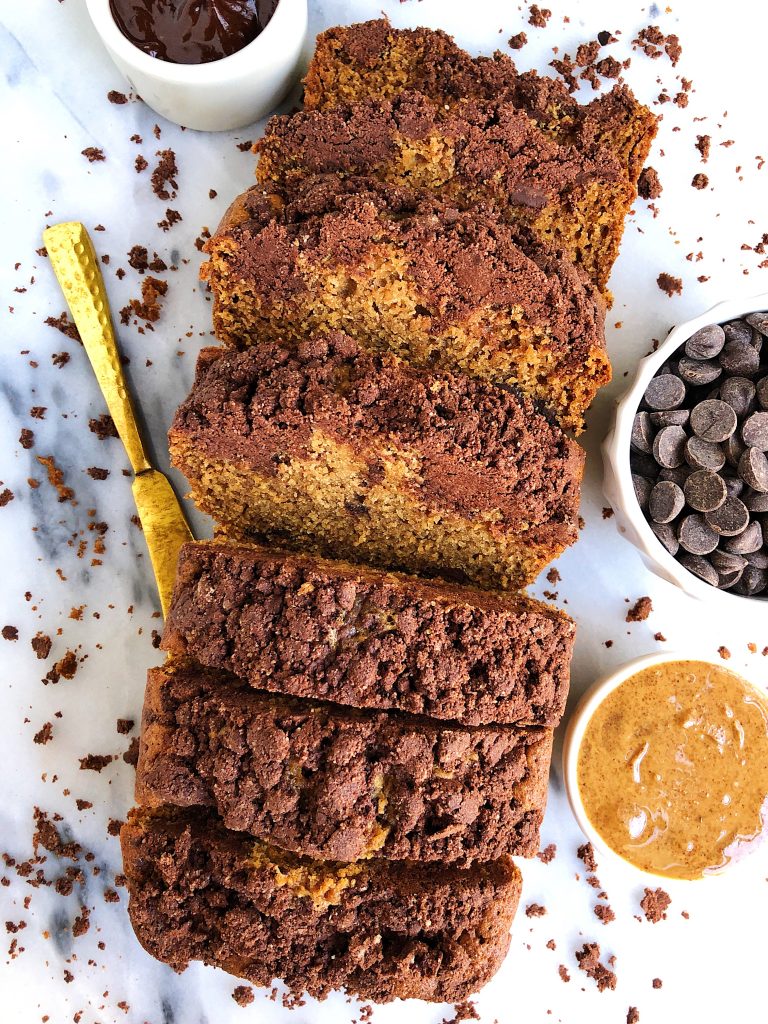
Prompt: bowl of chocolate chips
<box><xmin>604</xmin><ymin>294</ymin><xmax>768</xmax><ymax>606</ymax></box>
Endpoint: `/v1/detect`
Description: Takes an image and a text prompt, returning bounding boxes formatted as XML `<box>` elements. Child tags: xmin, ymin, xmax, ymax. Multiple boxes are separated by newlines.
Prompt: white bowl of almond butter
<box><xmin>563</xmin><ymin>652</ymin><xmax>768</xmax><ymax>881</ymax></box>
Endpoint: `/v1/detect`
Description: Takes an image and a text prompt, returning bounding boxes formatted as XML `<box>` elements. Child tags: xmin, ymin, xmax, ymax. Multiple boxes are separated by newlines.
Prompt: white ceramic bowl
<box><xmin>562</xmin><ymin>650</ymin><xmax>767</xmax><ymax>882</ymax></box>
<box><xmin>603</xmin><ymin>292</ymin><xmax>768</xmax><ymax>612</ymax></box>
<box><xmin>85</xmin><ymin>0</ymin><xmax>308</xmax><ymax>131</ymax></box>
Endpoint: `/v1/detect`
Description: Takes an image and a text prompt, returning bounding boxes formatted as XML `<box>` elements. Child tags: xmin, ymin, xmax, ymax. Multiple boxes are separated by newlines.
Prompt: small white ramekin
<box><xmin>603</xmin><ymin>292</ymin><xmax>768</xmax><ymax>614</ymax></box>
<box><xmin>562</xmin><ymin>650</ymin><xmax>768</xmax><ymax>883</ymax></box>
<box><xmin>85</xmin><ymin>0</ymin><xmax>308</xmax><ymax>131</ymax></box>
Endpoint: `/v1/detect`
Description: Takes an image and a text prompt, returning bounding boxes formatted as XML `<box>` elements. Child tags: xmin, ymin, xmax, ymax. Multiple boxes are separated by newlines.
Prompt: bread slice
<box><xmin>136</xmin><ymin>659</ymin><xmax>554</xmax><ymax>863</ymax></box>
<box><xmin>161</xmin><ymin>541</ymin><xmax>575</xmax><ymax>726</ymax></box>
<box><xmin>201</xmin><ymin>181</ymin><xmax>609</xmax><ymax>433</ymax></box>
<box><xmin>121</xmin><ymin>806</ymin><xmax>521</xmax><ymax>1003</ymax></box>
<box><xmin>168</xmin><ymin>336</ymin><xmax>585</xmax><ymax>590</ymax></box>
<box><xmin>256</xmin><ymin>92</ymin><xmax>634</xmax><ymax>293</ymax></box>
<box><xmin>302</xmin><ymin>18</ymin><xmax>657</xmax><ymax>186</ymax></box>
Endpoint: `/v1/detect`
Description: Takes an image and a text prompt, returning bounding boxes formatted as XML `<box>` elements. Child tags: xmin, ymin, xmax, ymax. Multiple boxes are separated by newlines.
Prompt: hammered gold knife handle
<box><xmin>43</xmin><ymin>222</ymin><xmax>152</xmax><ymax>476</ymax></box>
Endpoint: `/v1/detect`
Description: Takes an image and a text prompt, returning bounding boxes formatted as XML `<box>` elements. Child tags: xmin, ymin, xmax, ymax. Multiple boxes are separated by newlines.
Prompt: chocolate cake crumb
<box><xmin>81</xmin><ymin>147</ymin><xmax>105</xmax><ymax>163</ymax></box>
<box><xmin>2</xmin><ymin>626</ymin><xmax>18</xmax><ymax>641</ymax></box>
<box><xmin>718</xmin><ymin>646</ymin><xmax>731</xmax><ymax>660</ymax></box>
<box><xmin>443</xmin><ymin>1000</ymin><xmax>480</xmax><ymax>1024</ymax></box>
<box><xmin>654</xmin><ymin>632</ymin><xmax>667</xmax><ymax>642</ymax></box>
<box><xmin>692</xmin><ymin>173</ymin><xmax>709</xmax><ymax>189</ymax></box>
<box><xmin>640</xmin><ymin>887</ymin><xmax>671</xmax><ymax>923</ymax></box>
<box><xmin>30</xmin><ymin>407</ymin><xmax>46</xmax><ymax>419</ymax></box>
<box><xmin>128</xmin><ymin>245</ymin><xmax>149</xmax><ymax>272</ymax></box>
<box><xmin>575</xmin><ymin>942</ymin><xmax>617</xmax><ymax>991</ymax></box>
<box><xmin>72</xmin><ymin>906</ymin><xmax>90</xmax><ymax>937</ymax></box>
<box><xmin>638</xmin><ymin>167</ymin><xmax>662</xmax><ymax>200</ymax></box>
<box><xmin>19</xmin><ymin>428</ymin><xmax>34</xmax><ymax>449</ymax></box>
<box><xmin>538</xmin><ymin>843</ymin><xmax>557</xmax><ymax>863</ymax></box>
<box><xmin>632</xmin><ymin>25</ymin><xmax>681</xmax><ymax>65</ymax></box>
<box><xmin>87</xmin><ymin>467</ymin><xmax>109</xmax><ymax>480</ymax></box>
<box><xmin>695</xmin><ymin>135</ymin><xmax>711</xmax><ymax>162</ymax></box>
<box><xmin>76</xmin><ymin>799</ymin><xmax>92</xmax><ymax>811</ymax></box>
<box><xmin>209</xmin><ymin>188</ymin><xmax>217</xmax><ymax>199</ymax></box>
<box><xmin>44</xmin><ymin>650</ymin><xmax>78</xmax><ymax>685</ymax></box>
<box><xmin>577</xmin><ymin>842</ymin><xmax>597</xmax><ymax>872</ymax></box>
<box><xmin>31</xmin><ymin>633</ymin><xmax>52</xmax><ymax>660</ymax></box>
<box><xmin>108</xmin><ymin>90</ymin><xmax>128</xmax><ymax>104</ymax></box>
<box><xmin>79</xmin><ymin>753</ymin><xmax>115</xmax><ymax>772</ymax></box>
<box><xmin>89</xmin><ymin>414</ymin><xmax>118</xmax><ymax>440</ymax></box>
<box><xmin>151</xmin><ymin>149</ymin><xmax>178</xmax><ymax>200</ymax></box>
<box><xmin>45</xmin><ymin>312</ymin><xmax>81</xmax><ymax>343</ymax></box>
<box><xmin>107</xmin><ymin>818</ymin><xmax>124</xmax><ymax>837</ymax></box>
<box><xmin>529</xmin><ymin>5</ymin><xmax>551</xmax><ymax>27</ymax></box>
<box><xmin>33</xmin><ymin>723</ymin><xmax>53</xmax><ymax>745</ymax></box>
<box><xmin>135</xmin><ymin>155</ymin><xmax>148</xmax><ymax>173</ymax></box>
<box><xmin>236</xmin><ymin>140</ymin><xmax>254</xmax><ymax>152</ymax></box>
<box><xmin>116</xmin><ymin>718</ymin><xmax>134</xmax><ymax>734</ymax></box>
<box><xmin>558</xmin><ymin>965</ymin><xmax>570</xmax><ymax>982</ymax></box>
<box><xmin>508</xmin><ymin>32</ymin><xmax>527</xmax><ymax>49</ymax></box>
<box><xmin>232</xmin><ymin>987</ymin><xmax>255</xmax><ymax>1007</ymax></box>
<box><xmin>594</xmin><ymin>904</ymin><xmax>615</xmax><ymax>925</ymax></box>
<box><xmin>602</xmin><ymin>507</ymin><xmax>614</xmax><ymax>519</ymax></box>
<box><xmin>626</xmin><ymin>596</ymin><xmax>652</xmax><ymax>622</ymax></box>
<box><xmin>120</xmin><ymin>276</ymin><xmax>168</xmax><ymax>325</ymax></box>
<box><xmin>122</xmin><ymin>737</ymin><xmax>140</xmax><ymax>766</ymax></box>
<box><xmin>657</xmin><ymin>273</ymin><xmax>683</xmax><ymax>297</ymax></box>
<box><xmin>652</xmin><ymin>978</ymin><xmax>663</xmax><ymax>989</ymax></box>
<box><xmin>627</xmin><ymin>1009</ymin><xmax>640</xmax><ymax>1024</ymax></box>
<box><xmin>526</xmin><ymin>903</ymin><xmax>547</xmax><ymax>917</ymax></box>
<box><xmin>33</xmin><ymin>809</ymin><xmax>81</xmax><ymax>859</ymax></box>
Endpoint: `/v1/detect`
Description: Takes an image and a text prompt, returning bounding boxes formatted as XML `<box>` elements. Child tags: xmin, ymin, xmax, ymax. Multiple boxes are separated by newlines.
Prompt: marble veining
<box><xmin>2</xmin><ymin>1</ymin><xmax>768</xmax><ymax>1022</ymax></box>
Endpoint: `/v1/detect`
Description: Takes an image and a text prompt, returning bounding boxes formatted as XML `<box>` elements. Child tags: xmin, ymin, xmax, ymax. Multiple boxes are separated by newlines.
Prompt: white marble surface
<box><xmin>2</xmin><ymin>1</ymin><xmax>768</xmax><ymax>1021</ymax></box>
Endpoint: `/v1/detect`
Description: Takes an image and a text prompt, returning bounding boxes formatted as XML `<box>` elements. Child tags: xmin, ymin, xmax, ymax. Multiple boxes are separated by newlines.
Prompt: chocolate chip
<box><xmin>724</xmin><ymin>433</ymin><xmax>746</xmax><ymax>468</ymax></box>
<box><xmin>711</xmin><ymin>549</ymin><xmax>747</xmax><ymax>575</ymax></box>
<box><xmin>720</xmin><ymin>377</ymin><xmax>756</xmax><ymax>419</ymax></box>
<box><xmin>743</xmin><ymin>489</ymin><xmax>768</xmax><ymax>512</ymax></box>
<box><xmin>739</xmin><ymin>447</ymin><xmax>768</xmax><ymax>492</ymax></box>
<box><xmin>644</xmin><ymin>374</ymin><xmax>686</xmax><ymax>411</ymax></box>
<box><xmin>705</xmin><ymin>497</ymin><xmax>750</xmax><ymax>536</ymax></box>
<box><xmin>742</xmin><ymin>412</ymin><xmax>768</xmax><ymax>450</ymax></box>
<box><xmin>677</xmin><ymin>514</ymin><xmax>720</xmax><ymax>554</ymax></box>
<box><xmin>720</xmin><ymin>340</ymin><xmax>760</xmax><ymax>377</ymax></box>
<box><xmin>649</xmin><ymin>481</ymin><xmax>685</xmax><ymax>523</ymax></box>
<box><xmin>630</xmin><ymin>450</ymin><xmax>660</xmax><ymax>478</ymax></box>
<box><xmin>735</xmin><ymin>565</ymin><xmax>767</xmax><ymax>595</ymax></box>
<box><xmin>684</xmin><ymin>470</ymin><xmax>727</xmax><ymax>512</ymax></box>
<box><xmin>677</xmin><ymin>357</ymin><xmax>722</xmax><ymax>386</ymax></box>
<box><xmin>651</xmin><ymin>521</ymin><xmax>679</xmax><ymax>555</ymax></box>
<box><xmin>658</xmin><ymin>466</ymin><xmax>690</xmax><ymax>487</ymax></box>
<box><xmin>685</xmin><ymin>324</ymin><xmax>725</xmax><ymax>360</ymax></box>
<box><xmin>723</xmin><ymin>320</ymin><xmax>753</xmax><ymax>346</ymax></box>
<box><xmin>679</xmin><ymin>552</ymin><xmax>719</xmax><ymax>586</ymax></box>
<box><xmin>745</xmin><ymin>311</ymin><xmax>768</xmax><ymax>336</ymax></box>
<box><xmin>632</xmin><ymin>474</ymin><xmax>653</xmax><ymax>510</ymax></box>
<box><xmin>649</xmin><ymin>409</ymin><xmax>690</xmax><ymax>427</ymax></box>
<box><xmin>653</xmin><ymin>425</ymin><xmax>687</xmax><ymax>468</ymax></box>
<box><xmin>631</xmin><ymin>412</ymin><xmax>655</xmax><ymax>454</ymax></box>
<box><xmin>723</xmin><ymin>520</ymin><xmax>763</xmax><ymax>554</ymax></box>
<box><xmin>756</xmin><ymin>377</ymin><xmax>768</xmax><ymax>410</ymax></box>
<box><xmin>684</xmin><ymin>436</ymin><xmax>725</xmax><ymax>472</ymax></box>
<box><xmin>690</xmin><ymin>400</ymin><xmax>737</xmax><ymax>442</ymax></box>
<box><xmin>746</xmin><ymin>548</ymin><xmax>768</xmax><ymax>569</ymax></box>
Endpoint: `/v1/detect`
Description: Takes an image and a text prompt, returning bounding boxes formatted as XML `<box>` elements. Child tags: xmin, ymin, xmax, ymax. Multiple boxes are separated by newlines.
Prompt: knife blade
<box><xmin>43</xmin><ymin>221</ymin><xmax>193</xmax><ymax>617</ymax></box>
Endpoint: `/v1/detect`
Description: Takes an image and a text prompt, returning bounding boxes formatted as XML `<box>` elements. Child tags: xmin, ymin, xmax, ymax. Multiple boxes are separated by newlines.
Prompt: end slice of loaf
<box><xmin>121</xmin><ymin>806</ymin><xmax>521</xmax><ymax>1003</ymax></box>
<box><xmin>137</xmin><ymin>658</ymin><xmax>554</xmax><ymax>862</ymax></box>
<box><xmin>302</xmin><ymin>18</ymin><xmax>657</xmax><ymax>186</ymax></box>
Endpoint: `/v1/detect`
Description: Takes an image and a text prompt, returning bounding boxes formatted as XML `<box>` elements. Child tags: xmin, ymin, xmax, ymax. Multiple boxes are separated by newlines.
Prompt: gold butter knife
<box><xmin>43</xmin><ymin>221</ymin><xmax>193</xmax><ymax>617</ymax></box>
